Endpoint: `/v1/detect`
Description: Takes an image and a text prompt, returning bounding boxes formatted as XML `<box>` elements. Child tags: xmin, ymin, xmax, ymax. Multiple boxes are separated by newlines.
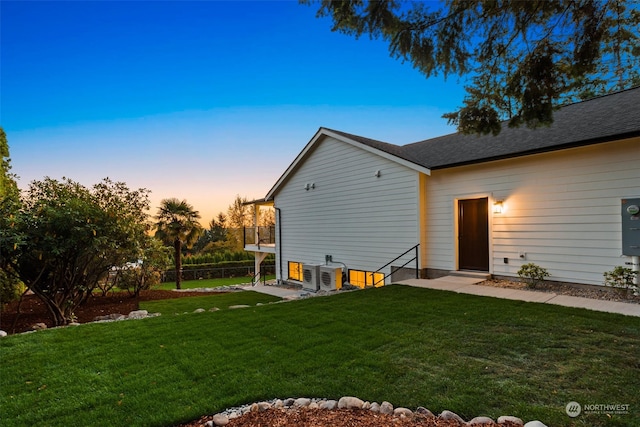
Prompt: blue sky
<box><xmin>1</xmin><ymin>0</ymin><xmax>466</xmax><ymax>222</ymax></box>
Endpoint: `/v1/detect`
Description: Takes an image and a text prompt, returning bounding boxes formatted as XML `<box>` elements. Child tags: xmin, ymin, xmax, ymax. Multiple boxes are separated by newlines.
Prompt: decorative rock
<box><xmin>380</xmin><ymin>401</ymin><xmax>394</xmax><ymax>415</ymax></box>
<box><xmin>209</xmin><ymin>307</ymin><xmax>220</xmax><ymax>312</ymax></box>
<box><xmin>258</xmin><ymin>402</ymin><xmax>271</xmax><ymax>412</ymax></box>
<box><xmin>416</xmin><ymin>407</ymin><xmax>435</xmax><ymax>417</ymax></box>
<box><xmin>320</xmin><ymin>400</ymin><xmax>337</xmax><ymax>410</ymax></box>
<box><xmin>127</xmin><ymin>310</ymin><xmax>148</xmax><ymax>319</ymax></box>
<box><xmin>498</xmin><ymin>415</ymin><xmax>524</xmax><ymax>425</ymax></box>
<box><xmin>294</xmin><ymin>397</ymin><xmax>311</xmax><ymax>407</ymax></box>
<box><xmin>211</xmin><ymin>413</ymin><xmax>229</xmax><ymax>426</ymax></box>
<box><xmin>439</xmin><ymin>410</ymin><xmax>466</xmax><ymax>423</ymax></box>
<box><xmin>394</xmin><ymin>407</ymin><xmax>414</xmax><ymax>417</ymax></box>
<box><xmin>32</xmin><ymin>323</ymin><xmax>47</xmax><ymax>330</ymax></box>
<box><xmin>228</xmin><ymin>305</ymin><xmax>251</xmax><ymax>310</ymax></box>
<box><xmin>469</xmin><ymin>416</ymin><xmax>495</xmax><ymax>425</ymax></box>
<box><xmin>0</xmin><ymin>330</ymin><xmax>7</xmax><ymax>337</ymax></box>
<box><xmin>193</xmin><ymin>308</ymin><xmax>205</xmax><ymax>313</ymax></box>
<box><xmin>338</xmin><ymin>396</ymin><xmax>364</xmax><ymax>409</ymax></box>
<box><xmin>68</xmin><ymin>322</ymin><xmax>81</xmax><ymax>327</ymax></box>
<box><xmin>197</xmin><ymin>397</ymin><xmax>530</xmax><ymax>427</ymax></box>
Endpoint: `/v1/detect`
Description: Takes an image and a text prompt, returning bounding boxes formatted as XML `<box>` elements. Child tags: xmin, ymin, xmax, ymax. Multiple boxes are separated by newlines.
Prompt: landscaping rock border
<box><xmin>203</xmin><ymin>396</ymin><xmax>546</xmax><ymax>427</ymax></box>
<box><xmin>173</xmin><ymin>285</ymin><xmax>248</xmax><ymax>293</ymax></box>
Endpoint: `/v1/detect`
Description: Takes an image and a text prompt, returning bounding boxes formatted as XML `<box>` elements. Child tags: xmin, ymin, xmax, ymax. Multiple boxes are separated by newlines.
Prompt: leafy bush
<box><xmin>118</xmin><ymin>269</ymin><xmax>162</xmax><ymax>296</ymax></box>
<box><xmin>603</xmin><ymin>266</ymin><xmax>638</xmax><ymax>296</ymax></box>
<box><xmin>517</xmin><ymin>263</ymin><xmax>550</xmax><ymax>288</ymax></box>
<box><xmin>0</xmin><ymin>270</ymin><xmax>23</xmax><ymax>309</ymax></box>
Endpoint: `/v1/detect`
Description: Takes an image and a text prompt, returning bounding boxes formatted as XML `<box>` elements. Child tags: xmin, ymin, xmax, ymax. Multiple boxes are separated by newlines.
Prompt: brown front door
<box><xmin>458</xmin><ymin>198</ymin><xmax>489</xmax><ymax>271</ymax></box>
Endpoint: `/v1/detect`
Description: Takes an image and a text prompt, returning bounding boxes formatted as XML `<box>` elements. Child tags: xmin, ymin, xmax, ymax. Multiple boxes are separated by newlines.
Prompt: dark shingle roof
<box><xmin>322</xmin><ymin>128</ymin><xmax>424</xmax><ymax>166</ymax></box>
<box><xmin>328</xmin><ymin>87</ymin><xmax>640</xmax><ymax>170</ymax></box>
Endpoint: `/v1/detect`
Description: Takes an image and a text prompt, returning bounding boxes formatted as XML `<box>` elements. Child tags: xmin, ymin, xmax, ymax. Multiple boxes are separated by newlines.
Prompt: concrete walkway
<box><xmin>241</xmin><ymin>282</ymin><xmax>306</xmax><ymax>300</ymax></box>
<box><xmin>398</xmin><ymin>277</ymin><xmax>640</xmax><ymax>317</ymax></box>
<box><xmin>245</xmin><ymin>276</ymin><xmax>640</xmax><ymax>317</ymax></box>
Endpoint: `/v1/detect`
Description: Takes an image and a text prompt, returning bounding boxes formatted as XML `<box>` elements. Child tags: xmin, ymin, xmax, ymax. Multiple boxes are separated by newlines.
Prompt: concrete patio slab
<box><xmin>398</xmin><ymin>277</ymin><xmax>640</xmax><ymax>317</ymax></box>
<box><xmin>246</xmin><ymin>276</ymin><xmax>640</xmax><ymax>317</ymax></box>
<box><xmin>241</xmin><ymin>283</ymin><xmax>305</xmax><ymax>299</ymax></box>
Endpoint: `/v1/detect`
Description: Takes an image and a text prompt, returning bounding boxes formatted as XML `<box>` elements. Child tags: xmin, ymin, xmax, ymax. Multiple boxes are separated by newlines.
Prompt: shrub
<box><xmin>517</xmin><ymin>263</ymin><xmax>550</xmax><ymax>289</ymax></box>
<box><xmin>0</xmin><ymin>270</ymin><xmax>23</xmax><ymax>309</ymax></box>
<box><xmin>118</xmin><ymin>268</ymin><xmax>162</xmax><ymax>297</ymax></box>
<box><xmin>603</xmin><ymin>266</ymin><xmax>638</xmax><ymax>297</ymax></box>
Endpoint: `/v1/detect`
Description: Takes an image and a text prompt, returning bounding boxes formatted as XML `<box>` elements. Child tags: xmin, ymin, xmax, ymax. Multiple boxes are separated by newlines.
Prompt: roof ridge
<box><xmin>559</xmin><ymin>85</ymin><xmax>640</xmax><ymax>108</ymax></box>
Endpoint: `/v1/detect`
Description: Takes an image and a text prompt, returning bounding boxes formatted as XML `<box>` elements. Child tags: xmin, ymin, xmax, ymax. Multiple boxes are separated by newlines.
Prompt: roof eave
<box><xmin>430</xmin><ymin>130</ymin><xmax>640</xmax><ymax>170</ymax></box>
<box><xmin>265</xmin><ymin>128</ymin><xmax>431</xmax><ymax>201</ymax></box>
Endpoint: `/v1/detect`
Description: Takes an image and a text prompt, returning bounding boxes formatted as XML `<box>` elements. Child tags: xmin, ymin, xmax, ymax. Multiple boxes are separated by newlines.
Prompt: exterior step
<box><xmin>448</xmin><ymin>271</ymin><xmax>491</xmax><ymax>280</ymax></box>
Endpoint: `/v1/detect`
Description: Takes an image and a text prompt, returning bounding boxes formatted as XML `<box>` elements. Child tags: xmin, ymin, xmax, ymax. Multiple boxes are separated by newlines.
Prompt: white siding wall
<box><xmin>424</xmin><ymin>137</ymin><xmax>640</xmax><ymax>285</ymax></box>
<box><xmin>275</xmin><ymin>136</ymin><xmax>420</xmax><ymax>283</ymax></box>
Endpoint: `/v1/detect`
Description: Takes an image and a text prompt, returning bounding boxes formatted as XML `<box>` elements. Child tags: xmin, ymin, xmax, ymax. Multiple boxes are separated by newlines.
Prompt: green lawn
<box><xmin>1</xmin><ymin>285</ymin><xmax>638</xmax><ymax>427</ymax></box>
<box><xmin>157</xmin><ymin>275</ymin><xmax>276</xmax><ymax>290</ymax></box>
<box><xmin>140</xmin><ymin>291</ymin><xmax>281</xmax><ymax>315</ymax></box>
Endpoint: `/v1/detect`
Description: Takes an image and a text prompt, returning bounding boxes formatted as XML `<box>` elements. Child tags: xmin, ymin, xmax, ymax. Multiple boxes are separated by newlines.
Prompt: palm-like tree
<box><xmin>154</xmin><ymin>198</ymin><xmax>203</xmax><ymax>289</ymax></box>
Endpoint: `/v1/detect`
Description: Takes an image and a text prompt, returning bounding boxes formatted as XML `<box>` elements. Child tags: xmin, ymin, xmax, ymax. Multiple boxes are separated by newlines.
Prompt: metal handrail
<box><xmin>251</xmin><ymin>271</ymin><xmax>261</xmax><ymax>286</ymax></box>
<box><xmin>372</xmin><ymin>244</ymin><xmax>419</xmax><ymax>287</ymax></box>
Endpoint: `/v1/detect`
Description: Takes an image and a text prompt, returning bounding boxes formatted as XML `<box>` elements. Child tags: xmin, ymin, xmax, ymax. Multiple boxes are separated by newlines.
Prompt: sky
<box><xmin>1</xmin><ymin>0</ymin><xmax>467</xmax><ymax>224</ymax></box>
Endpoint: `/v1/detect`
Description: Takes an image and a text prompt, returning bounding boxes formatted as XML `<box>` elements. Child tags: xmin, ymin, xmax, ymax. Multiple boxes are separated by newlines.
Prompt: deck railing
<box><xmin>243</xmin><ymin>226</ymin><xmax>276</xmax><ymax>248</ymax></box>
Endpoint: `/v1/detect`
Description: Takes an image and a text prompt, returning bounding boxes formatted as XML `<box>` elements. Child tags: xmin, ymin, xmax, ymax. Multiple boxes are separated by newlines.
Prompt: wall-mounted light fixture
<box><xmin>374</xmin><ymin>170</ymin><xmax>381</xmax><ymax>178</ymax></box>
<box><xmin>493</xmin><ymin>200</ymin><xmax>504</xmax><ymax>214</ymax></box>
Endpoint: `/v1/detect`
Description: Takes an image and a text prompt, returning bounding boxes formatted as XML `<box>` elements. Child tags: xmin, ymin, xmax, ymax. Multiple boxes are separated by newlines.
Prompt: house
<box><xmin>245</xmin><ymin>87</ymin><xmax>640</xmax><ymax>290</ymax></box>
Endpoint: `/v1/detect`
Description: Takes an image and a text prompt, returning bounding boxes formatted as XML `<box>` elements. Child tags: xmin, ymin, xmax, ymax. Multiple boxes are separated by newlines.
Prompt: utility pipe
<box><xmin>275</xmin><ymin>207</ymin><xmax>283</xmax><ymax>284</ymax></box>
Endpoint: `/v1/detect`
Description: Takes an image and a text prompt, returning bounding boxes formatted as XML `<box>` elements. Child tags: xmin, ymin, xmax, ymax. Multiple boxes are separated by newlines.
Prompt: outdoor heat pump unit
<box><xmin>302</xmin><ymin>264</ymin><xmax>321</xmax><ymax>291</ymax></box>
<box><xmin>319</xmin><ymin>266</ymin><xmax>343</xmax><ymax>291</ymax></box>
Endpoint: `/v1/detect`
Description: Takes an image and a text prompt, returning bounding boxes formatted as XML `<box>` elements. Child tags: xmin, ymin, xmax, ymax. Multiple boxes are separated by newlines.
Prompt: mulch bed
<box><xmin>177</xmin><ymin>407</ymin><xmax>521</xmax><ymax>427</ymax></box>
<box><xmin>0</xmin><ymin>289</ymin><xmax>224</xmax><ymax>335</ymax></box>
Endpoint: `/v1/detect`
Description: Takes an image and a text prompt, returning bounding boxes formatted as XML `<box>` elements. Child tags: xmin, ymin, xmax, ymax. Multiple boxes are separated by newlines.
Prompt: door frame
<box><xmin>454</xmin><ymin>194</ymin><xmax>494</xmax><ymax>272</ymax></box>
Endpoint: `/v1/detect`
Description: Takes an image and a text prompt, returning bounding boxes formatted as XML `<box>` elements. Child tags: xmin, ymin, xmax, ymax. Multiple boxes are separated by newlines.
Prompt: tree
<box><xmin>306</xmin><ymin>0</ymin><xmax>640</xmax><ymax>135</ymax></box>
<box><xmin>192</xmin><ymin>212</ymin><xmax>229</xmax><ymax>254</ymax></box>
<box><xmin>226</xmin><ymin>195</ymin><xmax>249</xmax><ymax>251</ymax></box>
<box><xmin>0</xmin><ymin>127</ymin><xmax>19</xmax><ymax>199</ymax></box>
<box><xmin>0</xmin><ymin>127</ymin><xmax>22</xmax><ymax>307</ymax></box>
<box><xmin>1</xmin><ymin>177</ymin><xmax>151</xmax><ymax>326</ymax></box>
<box><xmin>154</xmin><ymin>198</ymin><xmax>203</xmax><ymax>290</ymax></box>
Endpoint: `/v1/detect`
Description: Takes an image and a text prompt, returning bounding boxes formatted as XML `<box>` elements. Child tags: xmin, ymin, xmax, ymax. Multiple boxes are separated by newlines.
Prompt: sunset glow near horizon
<box><xmin>2</xmin><ymin>1</ymin><xmax>466</xmax><ymax>224</ymax></box>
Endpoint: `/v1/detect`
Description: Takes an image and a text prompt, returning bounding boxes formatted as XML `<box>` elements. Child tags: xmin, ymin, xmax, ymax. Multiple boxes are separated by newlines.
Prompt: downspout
<box><xmin>275</xmin><ymin>207</ymin><xmax>283</xmax><ymax>284</ymax></box>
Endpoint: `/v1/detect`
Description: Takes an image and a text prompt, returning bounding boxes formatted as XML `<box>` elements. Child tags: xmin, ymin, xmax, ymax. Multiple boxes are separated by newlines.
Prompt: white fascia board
<box><xmin>265</xmin><ymin>128</ymin><xmax>326</xmax><ymax>201</ymax></box>
<box><xmin>265</xmin><ymin>128</ymin><xmax>431</xmax><ymax>201</ymax></box>
<box><xmin>321</xmin><ymin>129</ymin><xmax>432</xmax><ymax>176</ymax></box>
